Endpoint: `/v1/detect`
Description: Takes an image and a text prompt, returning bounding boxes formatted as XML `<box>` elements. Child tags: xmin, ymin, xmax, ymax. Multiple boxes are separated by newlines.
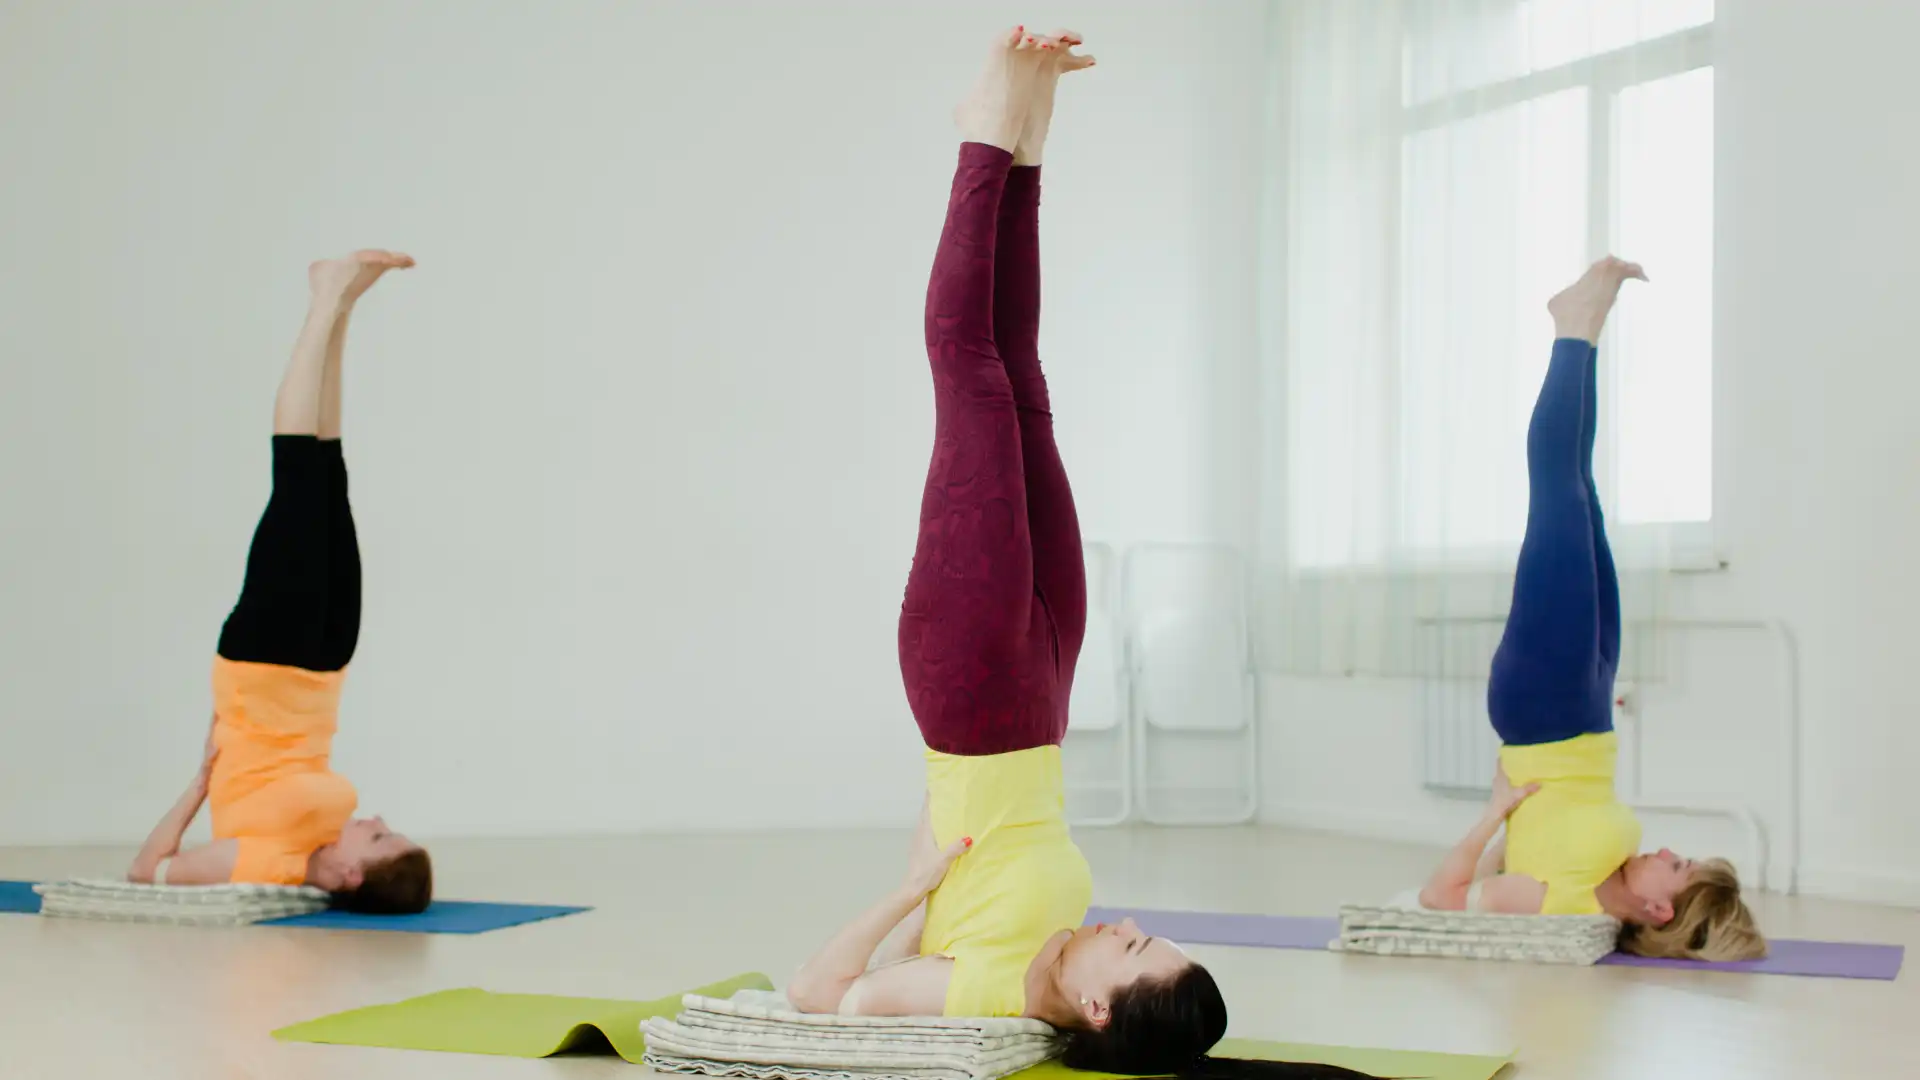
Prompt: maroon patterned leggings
<box><xmin>897</xmin><ymin>143</ymin><xmax>1088</xmax><ymax>757</ymax></box>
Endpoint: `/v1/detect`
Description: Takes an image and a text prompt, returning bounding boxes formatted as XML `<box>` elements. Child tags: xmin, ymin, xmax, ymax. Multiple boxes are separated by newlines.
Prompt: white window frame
<box><xmin>1378</xmin><ymin>20</ymin><xmax>1723</xmax><ymax>575</ymax></box>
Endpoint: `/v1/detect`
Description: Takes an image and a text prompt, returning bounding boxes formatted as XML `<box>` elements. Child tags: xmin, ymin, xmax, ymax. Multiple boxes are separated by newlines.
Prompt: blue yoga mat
<box><xmin>261</xmin><ymin>900</ymin><xmax>589</xmax><ymax>934</ymax></box>
<box><xmin>0</xmin><ymin>880</ymin><xmax>42</xmax><ymax>914</ymax></box>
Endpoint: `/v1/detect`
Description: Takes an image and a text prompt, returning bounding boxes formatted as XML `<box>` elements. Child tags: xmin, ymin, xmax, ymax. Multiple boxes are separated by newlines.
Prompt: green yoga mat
<box><xmin>272</xmin><ymin>972</ymin><xmax>774</xmax><ymax>1062</ymax></box>
<box><xmin>1018</xmin><ymin>1039</ymin><xmax>1513</xmax><ymax>1080</ymax></box>
<box><xmin>277</xmin><ymin>973</ymin><xmax>1511</xmax><ymax>1079</ymax></box>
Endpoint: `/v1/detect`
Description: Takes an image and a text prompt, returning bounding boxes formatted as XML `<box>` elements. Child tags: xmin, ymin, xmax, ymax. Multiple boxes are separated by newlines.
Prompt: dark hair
<box><xmin>330</xmin><ymin>847</ymin><xmax>433</xmax><ymax>914</ymax></box>
<box><xmin>1063</xmin><ymin>965</ymin><xmax>1384</xmax><ymax>1080</ymax></box>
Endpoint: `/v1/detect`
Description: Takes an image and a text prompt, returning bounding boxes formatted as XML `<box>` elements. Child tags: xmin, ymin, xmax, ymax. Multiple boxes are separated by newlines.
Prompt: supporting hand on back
<box><xmin>1487</xmin><ymin>763</ymin><xmax>1540</xmax><ymax>821</ymax></box>
<box><xmin>902</xmin><ymin>835</ymin><xmax>972</xmax><ymax>900</ymax></box>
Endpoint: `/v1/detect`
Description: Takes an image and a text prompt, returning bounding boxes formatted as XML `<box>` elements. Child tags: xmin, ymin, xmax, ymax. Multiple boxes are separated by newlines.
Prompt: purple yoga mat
<box><xmin>1085</xmin><ymin>907</ymin><xmax>1339</xmax><ymax>949</ymax></box>
<box><xmin>1084</xmin><ymin>906</ymin><xmax>1904</xmax><ymax>980</ymax></box>
<box><xmin>1597</xmin><ymin>937</ymin><xmax>1904</xmax><ymax>979</ymax></box>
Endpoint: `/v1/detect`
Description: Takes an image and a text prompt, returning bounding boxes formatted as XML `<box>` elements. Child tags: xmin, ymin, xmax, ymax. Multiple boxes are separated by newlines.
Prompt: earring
<box><xmin>1079</xmin><ymin>997</ymin><xmax>1089</xmax><ymax>1006</ymax></box>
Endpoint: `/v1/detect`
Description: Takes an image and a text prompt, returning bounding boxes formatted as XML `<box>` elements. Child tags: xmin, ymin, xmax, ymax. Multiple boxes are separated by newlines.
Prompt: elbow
<box><xmin>785</xmin><ymin>976</ymin><xmax>841</xmax><ymax>1016</ymax></box>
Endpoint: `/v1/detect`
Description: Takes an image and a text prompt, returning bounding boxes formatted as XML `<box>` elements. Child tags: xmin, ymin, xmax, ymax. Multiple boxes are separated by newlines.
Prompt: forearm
<box><xmin>790</xmin><ymin>886</ymin><xmax>925</xmax><ymax>1012</ymax></box>
<box><xmin>872</xmin><ymin>901</ymin><xmax>928</xmax><ymax>968</ymax></box>
<box><xmin>1421</xmin><ymin>812</ymin><xmax>1504</xmax><ymax>909</ymax></box>
<box><xmin>1473</xmin><ymin>834</ymin><xmax>1508</xmax><ymax>882</ymax></box>
<box><xmin>129</xmin><ymin>781</ymin><xmax>208</xmax><ymax>881</ymax></box>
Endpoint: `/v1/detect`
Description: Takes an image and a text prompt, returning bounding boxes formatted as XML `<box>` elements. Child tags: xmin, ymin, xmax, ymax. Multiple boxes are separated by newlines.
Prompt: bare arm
<box><xmin>137</xmin><ymin>839</ymin><xmax>240</xmax><ymax>885</ymax></box>
<box><xmin>872</xmin><ymin>900</ymin><xmax>928</xmax><ymax>968</ymax></box>
<box><xmin>789</xmin><ymin>831</ymin><xmax>970</xmax><ymax>1015</ymax></box>
<box><xmin>1474</xmin><ymin>834</ymin><xmax>1508</xmax><ymax>881</ymax></box>
<box><xmin>838</xmin><ymin>955</ymin><xmax>954</xmax><ymax>1017</ymax></box>
<box><xmin>869</xmin><ymin>796</ymin><xmax>938</xmax><ymax>966</ymax></box>
<box><xmin>127</xmin><ymin>773</ymin><xmax>212</xmax><ymax>884</ymax></box>
<box><xmin>127</xmin><ymin>721</ymin><xmax>229</xmax><ymax>885</ymax></box>
<box><xmin>788</xmin><ymin>885</ymin><xmax>931</xmax><ymax>1014</ymax></box>
<box><xmin>1419</xmin><ymin>812</ymin><xmax>1506</xmax><ymax>911</ymax></box>
<box><xmin>1421</xmin><ymin>766</ymin><xmax>1537</xmax><ymax>910</ymax></box>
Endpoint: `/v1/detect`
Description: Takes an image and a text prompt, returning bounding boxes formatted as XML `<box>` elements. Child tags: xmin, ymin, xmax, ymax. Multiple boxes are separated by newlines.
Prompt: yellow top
<box><xmin>919</xmin><ymin>745</ymin><xmax>1093</xmax><ymax>1018</ymax></box>
<box><xmin>1499</xmin><ymin>732</ymin><xmax>1641</xmax><ymax>915</ymax></box>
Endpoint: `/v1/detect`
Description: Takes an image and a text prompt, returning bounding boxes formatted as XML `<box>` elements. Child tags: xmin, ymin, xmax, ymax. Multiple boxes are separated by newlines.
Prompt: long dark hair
<box><xmin>1061</xmin><ymin>965</ymin><xmax>1385</xmax><ymax>1080</ymax></box>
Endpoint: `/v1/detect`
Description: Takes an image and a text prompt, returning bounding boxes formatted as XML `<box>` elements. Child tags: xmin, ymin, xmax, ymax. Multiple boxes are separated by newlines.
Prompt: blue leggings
<box><xmin>1486</xmin><ymin>339</ymin><xmax>1620</xmax><ymax>747</ymax></box>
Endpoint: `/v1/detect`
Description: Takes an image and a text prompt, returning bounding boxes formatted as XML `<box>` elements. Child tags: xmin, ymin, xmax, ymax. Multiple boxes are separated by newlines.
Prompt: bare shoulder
<box><xmin>837</xmin><ymin>955</ymin><xmax>954</xmax><ymax>1017</ymax></box>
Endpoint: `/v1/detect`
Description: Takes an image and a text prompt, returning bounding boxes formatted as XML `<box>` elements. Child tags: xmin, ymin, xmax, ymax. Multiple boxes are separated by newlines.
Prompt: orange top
<box><xmin>208</xmin><ymin>657</ymin><xmax>358</xmax><ymax>885</ymax></box>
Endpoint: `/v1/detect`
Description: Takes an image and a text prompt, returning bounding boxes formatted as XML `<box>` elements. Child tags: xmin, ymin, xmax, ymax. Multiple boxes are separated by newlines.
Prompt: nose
<box><xmin>1120</xmin><ymin>918</ymin><xmax>1142</xmax><ymax>938</ymax></box>
<box><xmin>1658</xmin><ymin>848</ymin><xmax>1674</xmax><ymax>860</ymax></box>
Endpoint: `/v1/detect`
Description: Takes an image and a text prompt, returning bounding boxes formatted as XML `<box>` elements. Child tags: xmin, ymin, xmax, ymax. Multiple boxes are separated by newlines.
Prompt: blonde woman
<box><xmin>1417</xmin><ymin>258</ymin><xmax>1765</xmax><ymax>963</ymax></box>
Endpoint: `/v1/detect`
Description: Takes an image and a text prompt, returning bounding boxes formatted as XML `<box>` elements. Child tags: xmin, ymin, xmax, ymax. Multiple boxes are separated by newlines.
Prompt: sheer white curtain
<box><xmin>1259</xmin><ymin>0</ymin><xmax>1717</xmax><ymax>677</ymax></box>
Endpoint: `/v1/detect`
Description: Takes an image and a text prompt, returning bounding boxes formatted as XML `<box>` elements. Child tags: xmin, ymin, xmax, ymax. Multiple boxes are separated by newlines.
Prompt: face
<box><xmin>1056</xmin><ymin>918</ymin><xmax>1193</xmax><ymax>1027</ymax></box>
<box><xmin>332</xmin><ymin>816</ymin><xmax>416</xmax><ymax>880</ymax></box>
<box><xmin>1622</xmin><ymin>847</ymin><xmax>1695</xmax><ymax>922</ymax></box>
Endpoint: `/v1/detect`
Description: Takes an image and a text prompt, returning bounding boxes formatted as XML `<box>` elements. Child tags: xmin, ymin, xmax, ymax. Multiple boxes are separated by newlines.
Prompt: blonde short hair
<box><xmin>1616</xmin><ymin>857</ymin><xmax>1766</xmax><ymax>962</ymax></box>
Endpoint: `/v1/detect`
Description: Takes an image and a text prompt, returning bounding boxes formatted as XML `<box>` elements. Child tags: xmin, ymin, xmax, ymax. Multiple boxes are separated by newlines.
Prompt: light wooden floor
<box><xmin>1</xmin><ymin>827</ymin><xmax>1913</xmax><ymax>1079</ymax></box>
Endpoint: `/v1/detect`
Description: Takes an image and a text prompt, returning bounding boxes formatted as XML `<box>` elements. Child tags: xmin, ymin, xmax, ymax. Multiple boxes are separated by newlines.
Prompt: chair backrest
<box><xmin>1134</xmin><ymin>608</ymin><xmax>1249</xmax><ymax>732</ymax></box>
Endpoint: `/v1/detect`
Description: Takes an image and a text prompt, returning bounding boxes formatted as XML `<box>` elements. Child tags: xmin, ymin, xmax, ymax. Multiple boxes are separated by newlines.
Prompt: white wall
<box><xmin>0</xmin><ymin>1</ymin><xmax>1272</xmax><ymax>844</ymax></box>
<box><xmin>1259</xmin><ymin>0</ymin><xmax>1920</xmax><ymax>905</ymax></box>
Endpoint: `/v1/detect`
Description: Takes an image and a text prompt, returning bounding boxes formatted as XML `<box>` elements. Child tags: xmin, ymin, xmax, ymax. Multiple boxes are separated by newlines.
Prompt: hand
<box><xmin>902</xmin><ymin>834</ymin><xmax>971</xmax><ymax>899</ymax></box>
<box><xmin>1488</xmin><ymin>768</ymin><xmax>1540</xmax><ymax>821</ymax></box>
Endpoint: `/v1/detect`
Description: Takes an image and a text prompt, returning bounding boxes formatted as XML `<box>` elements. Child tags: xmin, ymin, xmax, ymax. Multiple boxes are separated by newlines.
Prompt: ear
<box><xmin>1082</xmin><ymin>996</ymin><xmax>1111</xmax><ymax>1030</ymax></box>
<box><xmin>342</xmin><ymin>863</ymin><xmax>365</xmax><ymax>890</ymax></box>
<box><xmin>1646</xmin><ymin>898</ymin><xmax>1674</xmax><ymax>925</ymax></box>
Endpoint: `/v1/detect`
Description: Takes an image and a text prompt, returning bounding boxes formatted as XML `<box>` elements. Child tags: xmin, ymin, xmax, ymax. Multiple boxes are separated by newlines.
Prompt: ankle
<box><xmin>1553</xmin><ymin>319</ymin><xmax>1601</xmax><ymax>345</ymax></box>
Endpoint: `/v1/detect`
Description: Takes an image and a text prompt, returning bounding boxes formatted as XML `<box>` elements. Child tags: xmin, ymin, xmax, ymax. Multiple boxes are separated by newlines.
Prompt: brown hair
<box><xmin>331</xmin><ymin>847</ymin><xmax>433</xmax><ymax>915</ymax></box>
<box><xmin>1616</xmin><ymin>857</ymin><xmax>1766</xmax><ymax>962</ymax></box>
<box><xmin>1062</xmin><ymin>965</ymin><xmax>1383</xmax><ymax>1080</ymax></box>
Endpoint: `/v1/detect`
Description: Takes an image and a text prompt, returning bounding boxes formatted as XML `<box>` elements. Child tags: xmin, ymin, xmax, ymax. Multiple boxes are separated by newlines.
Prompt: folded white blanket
<box><xmin>1334</xmin><ymin>902</ymin><xmax>1620</xmax><ymax>965</ymax></box>
<box><xmin>641</xmin><ymin>989</ymin><xmax>1060</xmax><ymax>1080</ymax></box>
<box><xmin>34</xmin><ymin>878</ymin><xmax>329</xmax><ymax>927</ymax></box>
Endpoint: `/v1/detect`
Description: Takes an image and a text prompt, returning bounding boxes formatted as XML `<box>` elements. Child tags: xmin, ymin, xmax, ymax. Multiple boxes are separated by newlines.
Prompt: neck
<box><xmin>1593</xmin><ymin>867</ymin><xmax>1643</xmax><ymax>923</ymax></box>
<box><xmin>1021</xmin><ymin>932</ymin><xmax>1079</xmax><ymax>1026</ymax></box>
<box><xmin>305</xmin><ymin>845</ymin><xmax>345</xmax><ymax>891</ymax></box>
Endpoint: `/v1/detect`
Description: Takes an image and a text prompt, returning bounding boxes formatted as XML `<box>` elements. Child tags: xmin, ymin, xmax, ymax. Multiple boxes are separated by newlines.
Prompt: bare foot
<box><xmin>1547</xmin><ymin>256</ymin><xmax>1647</xmax><ymax>343</ymax></box>
<box><xmin>1014</xmin><ymin>30</ymin><xmax>1095</xmax><ymax>167</ymax></box>
<box><xmin>953</xmin><ymin>27</ymin><xmax>1049</xmax><ymax>153</ymax></box>
<box><xmin>309</xmin><ymin>249</ymin><xmax>415</xmax><ymax>309</ymax></box>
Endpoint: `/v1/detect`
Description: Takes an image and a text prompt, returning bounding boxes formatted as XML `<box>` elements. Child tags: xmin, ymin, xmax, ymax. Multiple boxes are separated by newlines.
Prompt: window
<box><xmin>1284</xmin><ymin>0</ymin><xmax>1716</xmax><ymax>571</ymax></box>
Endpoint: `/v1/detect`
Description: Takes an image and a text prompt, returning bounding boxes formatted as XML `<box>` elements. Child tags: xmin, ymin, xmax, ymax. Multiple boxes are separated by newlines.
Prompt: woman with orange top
<box><xmin>125</xmin><ymin>250</ymin><xmax>431</xmax><ymax>914</ymax></box>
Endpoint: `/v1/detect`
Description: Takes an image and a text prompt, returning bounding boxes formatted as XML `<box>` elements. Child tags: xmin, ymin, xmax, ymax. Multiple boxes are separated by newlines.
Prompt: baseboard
<box><xmin>1259</xmin><ymin>800</ymin><xmax>1479</xmax><ymax>850</ymax></box>
<box><xmin>1795</xmin><ymin>867</ymin><xmax>1920</xmax><ymax>908</ymax></box>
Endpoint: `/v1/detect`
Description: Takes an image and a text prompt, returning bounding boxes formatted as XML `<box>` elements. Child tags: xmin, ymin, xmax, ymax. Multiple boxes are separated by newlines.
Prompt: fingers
<box><xmin>944</xmin><ymin>836</ymin><xmax>973</xmax><ymax>860</ymax></box>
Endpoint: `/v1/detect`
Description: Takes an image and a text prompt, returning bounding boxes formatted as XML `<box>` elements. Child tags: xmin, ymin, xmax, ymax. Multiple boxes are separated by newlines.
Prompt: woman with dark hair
<box><xmin>124</xmin><ymin>250</ymin><xmax>432</xmax><ymax>915</ymax></box>
<box><xmin>787</xmin><ymin>28</ymin><xmax>1380</xmax><ymax>1080</ymax></box>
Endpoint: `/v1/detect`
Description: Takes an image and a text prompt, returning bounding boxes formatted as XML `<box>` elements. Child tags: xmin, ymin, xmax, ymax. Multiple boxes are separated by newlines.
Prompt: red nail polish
<box><xmin>963</xmin><ymin>836</ymin><xmax>973</xmax><ymax>847</ymax></box>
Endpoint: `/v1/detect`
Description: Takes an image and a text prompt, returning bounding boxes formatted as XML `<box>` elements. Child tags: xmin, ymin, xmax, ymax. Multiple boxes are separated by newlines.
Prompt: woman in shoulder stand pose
<box><xmin>1419</xmin><ymin>258</ymin><xmax>1764</xmax><ymax>963</ymax></box>
<box><xmin>126</xmin><ymin>250</ymin><xmax>432</xmax><ymax>915</ymax></box>
<box><xmin>788</xmin><ymin>26</ymin><xmax>1385</xmax><ymax>1080</ymax></box>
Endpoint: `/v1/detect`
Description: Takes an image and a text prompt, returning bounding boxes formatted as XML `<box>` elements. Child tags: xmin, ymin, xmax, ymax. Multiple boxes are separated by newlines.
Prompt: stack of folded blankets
<box><xmin>1334</xmin><ymin>900</ymin><xmax>1622</xmax><ymax>965</ymax></box>
<box><xmin>33</xmin><ymin>879</ymin><xmax>330</xmax><ymax>927</ymax></box>
<box><xmin>641</xmin><ymin>989</ymin><xmax>1061</xmax><ymax>1080</ymax></box>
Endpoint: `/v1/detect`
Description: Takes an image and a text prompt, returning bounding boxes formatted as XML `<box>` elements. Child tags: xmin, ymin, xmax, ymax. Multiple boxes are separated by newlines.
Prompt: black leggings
<box><xmin>216</xmin><ymin>436</ymin><xmax>361</xmax><ymax>672</ymax></box>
